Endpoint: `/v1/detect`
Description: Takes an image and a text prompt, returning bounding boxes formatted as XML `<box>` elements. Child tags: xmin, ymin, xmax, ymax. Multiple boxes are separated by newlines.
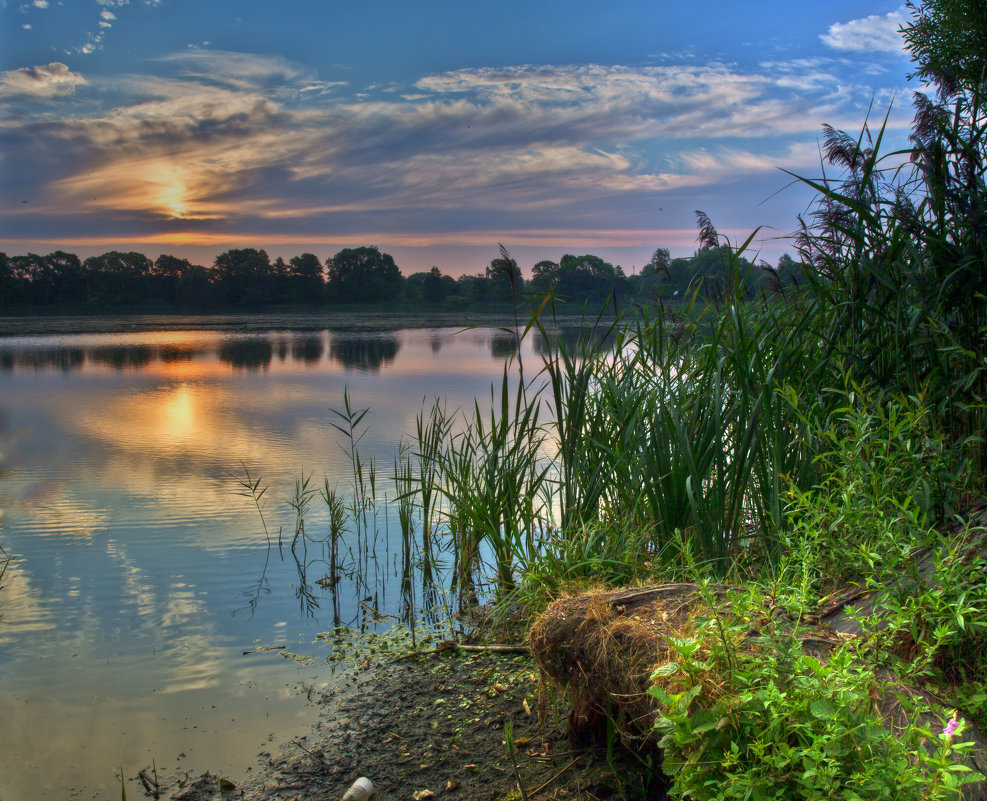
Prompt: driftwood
<box><xmin>242</xmin><ymin>644</ymin><xmax>286</xmax><ymax>655</ymax></box>
<box><xmin>397</xmin><ymin>639</ymin><xmax>529</xmax><ymax>660</ymax></box>
<box><xmin>529</xmin><ymin>508</ymin><xmax>987</xmax><ymax>798</ymax></box>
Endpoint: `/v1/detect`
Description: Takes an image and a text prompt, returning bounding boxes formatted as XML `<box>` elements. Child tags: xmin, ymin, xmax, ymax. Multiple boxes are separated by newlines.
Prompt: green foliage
<box><xmin>792</xmin><ymin>87</ymin><xmax>987</xmax><ymax>485</ymax></box>
<box><xmin>902</xmin><ymin>0</ymin><xmax>987</xmax><ymax>98</ymax></box>
<box><xmin>651</xmin><ymin>616</ymin><xmax>983</xmax><ymax>801</ymax></box>
<box><xmin>781</xmin><ymin>390</ymin><xmax>956</xmax><ymax>591</ymax></box>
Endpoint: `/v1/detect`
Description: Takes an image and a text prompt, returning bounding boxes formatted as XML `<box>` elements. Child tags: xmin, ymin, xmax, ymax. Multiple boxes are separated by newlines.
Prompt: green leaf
<box><xmin>800</xmin><ymin>654</ymin><xmax>824</xmax><ymax>675</ymax></box>
<box><xmin>651</xmin><ymin>661</ymin><xmax>680</xmax><ymax>678</ymax></box>
<box><xmin>689</xmin><ymin>708</ymin><xmax>721</xmax><ymax>734</ymax></box>
<box><xmin>810</xmin><ymin>699</ymin><xmax>836</xmax><ymax>719</ymax></box>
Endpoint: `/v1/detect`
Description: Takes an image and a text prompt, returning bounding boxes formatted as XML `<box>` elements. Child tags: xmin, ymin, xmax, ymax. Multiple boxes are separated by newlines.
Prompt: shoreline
<box><xmin>153</xmin><ymin>650</ymin><xmax>660</xmax><ymax>801</ymax></box>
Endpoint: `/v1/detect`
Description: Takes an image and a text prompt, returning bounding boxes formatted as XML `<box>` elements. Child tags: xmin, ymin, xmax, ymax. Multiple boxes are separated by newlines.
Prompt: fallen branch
<box><xmin>138</xmin><ymin>768</ymin><xmax>159</xmax><ymax>798</ymax></box>
<box><xmin>242</xmin><ymin>644</ymin><xmax>286</xmax><ymax>655</ymax></box>
<box><xmin>530</xmin><ymin>756</ymin><xmax>581</xmax><ymax>797</ymax></box>
<box><xmin>397</xmin><ymin>640</ymin><xmax>529</xmax><ymax>660</ymax></box>
<box><xmin>292</xmin><ymin>739</ymin><xmax>331</xmax><ymax>767</ymax></box>
<box><xmin>358</xmin><ymin>599</ymin><xmax>400</xmax><ymax>620</ymax></box>
<box><xmin>456</xmin><ymin>643</ymin><xmax>528</xmax><ymax>653</ymax></box>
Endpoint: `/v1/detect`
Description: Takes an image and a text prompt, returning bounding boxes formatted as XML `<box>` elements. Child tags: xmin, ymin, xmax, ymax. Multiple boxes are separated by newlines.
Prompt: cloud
<box><xmin>156</xmin><ymin>50</ymin><xmax>307</xmax><ymax>90</ymax></box>
<box><xmin>66</xmin><ymin>0</ymin><xmax>160</xmax><ymax>56</ymax></box>
<box><xmin>0</xmin><ymin>55</ymin><xmax>910</xmax><ymax>246</ymax></box>
<box><xmin>0</xmin><ymin>62</ymin><xmax>87</xmax><ymax>98</ymax></box>
<box><xmin>821</xmin><ymin>6</ymin><xmax>908</xmax><ymax>53</ymax></box>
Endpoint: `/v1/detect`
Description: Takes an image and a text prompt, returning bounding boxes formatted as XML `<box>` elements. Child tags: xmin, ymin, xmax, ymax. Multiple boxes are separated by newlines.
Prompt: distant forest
<box><xmin>0</xmin><ymin>244</ymin><xmax>802</xmax><ymax>313</ymax></box>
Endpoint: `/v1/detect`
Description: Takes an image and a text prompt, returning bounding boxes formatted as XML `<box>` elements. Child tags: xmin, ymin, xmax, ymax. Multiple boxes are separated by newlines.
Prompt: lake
<box><xmin>0</xmin><ymin>313</ymin><xmax>558</xmax><ymax>801</ymax></box>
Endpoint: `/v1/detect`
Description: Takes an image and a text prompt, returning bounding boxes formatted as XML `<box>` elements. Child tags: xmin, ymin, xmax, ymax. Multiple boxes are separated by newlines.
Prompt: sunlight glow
<box><xmin>162</xmin><ymin>383</ymin><xmax>195</xmax><ymax>437</ymax></box>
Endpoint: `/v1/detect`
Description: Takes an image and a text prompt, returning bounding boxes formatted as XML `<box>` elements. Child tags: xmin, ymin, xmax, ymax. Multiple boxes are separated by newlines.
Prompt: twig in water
<box><xmin>242</xmin><ymin>644</ymin><xmax>286</xmax><ymax>655</ymax></box>
<box><xmin>292</xmin><ymin>739</ymin><xmax>331</xmax><ymax>767</ymax></box>
<box><xmin>396</xmin><ymin>640</ymin><xmax>529</xmax><ymax>660</ymax></box>
<box><xmin>358</xmin><ymin>599</ymin><xmax>400</xmax><ymax>620</ymax></box>
<box><xmin>138</xmin><ymin>768</ymin><xmax>159</xmax><ymax>798</ymax></box>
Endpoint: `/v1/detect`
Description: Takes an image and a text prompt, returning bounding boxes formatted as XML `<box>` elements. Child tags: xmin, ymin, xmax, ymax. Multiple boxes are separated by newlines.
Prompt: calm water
<box><xmin>0</xmin><ymin>316</ymin><xmax>545</xmax><ymax>801</ymax></box>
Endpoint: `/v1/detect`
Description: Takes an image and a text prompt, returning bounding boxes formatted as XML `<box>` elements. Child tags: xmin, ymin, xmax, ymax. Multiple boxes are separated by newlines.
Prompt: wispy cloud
<box><xmin>820</xmin><ymin>6</ymin><xmax>908</xmax><ymax>53</ymax></box>
<box><xmin>157</xmin><ymin>50</ymin><xmax>309</xmax><ymax>90</ymax></box>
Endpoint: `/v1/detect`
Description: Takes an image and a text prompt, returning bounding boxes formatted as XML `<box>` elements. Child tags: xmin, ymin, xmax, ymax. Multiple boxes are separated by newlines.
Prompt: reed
<box><xmin>438</xmin><ymin>368</ymin><xmax>551</xmax><ymax>598</ymax></box>
<box><xmin>319</xmin><ymin>479</ymin><xmax>348</xmax><ymax>584</ymax></box>
<box><xmin>0</xmin><ymin>543</ymin><xmax>8</xmax><ymax>626</ymax></box>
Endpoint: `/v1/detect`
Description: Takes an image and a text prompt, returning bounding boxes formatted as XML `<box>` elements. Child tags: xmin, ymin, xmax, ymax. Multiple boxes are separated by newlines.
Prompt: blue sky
<box><xmin>0</xmin><ymin>0</ymin><xmax>919</xmax><ymax>275</ymax></box>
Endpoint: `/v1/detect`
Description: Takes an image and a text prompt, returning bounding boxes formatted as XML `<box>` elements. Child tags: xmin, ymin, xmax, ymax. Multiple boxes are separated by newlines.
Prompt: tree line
<box><xmin>0</xmin><ymin>243</ymin><xmax>801</xmax><ymax>313</ymax></box>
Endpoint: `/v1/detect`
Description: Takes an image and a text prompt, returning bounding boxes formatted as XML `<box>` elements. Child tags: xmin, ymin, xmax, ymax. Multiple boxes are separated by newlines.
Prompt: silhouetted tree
<box><xmin>422</xmin><ymin>266</ymin><xmax>447</xmax><ymax>304</ymax></box>
<box><xmin>326</xmin><ymin>246</ymin><xmax>401</xmax><ymax>303</ymax></box>
<box><xmin>152</xmin><ymin>254</ymin><xmax>196</xmax><ymax>307</ymax></box>
<box><xmin>530</xmin><ymin>253</ymin><xmax>628</xmax><ymax>305</ymax></box>
<box><xmin>84</xmin><ymin>251</ymin><xmax>153</xmax><ymax>307</ymax></box>
<box><xmin>213</xmin><ymin>249</ymin><xmax>272</xmax><ymax>308</ymax></box>
<box><xmin>288</xmin><ymin>253</ymin><xmax>325</xmax><ymax>304</ymax></box>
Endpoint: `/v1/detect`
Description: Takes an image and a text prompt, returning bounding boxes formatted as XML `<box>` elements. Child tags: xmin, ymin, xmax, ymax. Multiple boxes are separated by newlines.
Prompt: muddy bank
<box><xmin>155</xmin><ymin>650</ymin><xmax>664</xmax><ymax>801</ymax></box>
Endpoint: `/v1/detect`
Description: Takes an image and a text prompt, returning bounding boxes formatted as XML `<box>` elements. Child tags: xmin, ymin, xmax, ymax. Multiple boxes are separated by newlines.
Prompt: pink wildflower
<box><xmin>943</xmin><ymin>719</ymin><xmax>959</xmax><ymax>738</ymax></box>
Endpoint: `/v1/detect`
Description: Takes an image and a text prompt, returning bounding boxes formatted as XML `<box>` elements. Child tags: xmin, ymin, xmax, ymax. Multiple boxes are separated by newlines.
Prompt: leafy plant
<box><xmin>649</xmin><ymin>596</ymin><xmax>985</xmax><ymax>800</ymax></box>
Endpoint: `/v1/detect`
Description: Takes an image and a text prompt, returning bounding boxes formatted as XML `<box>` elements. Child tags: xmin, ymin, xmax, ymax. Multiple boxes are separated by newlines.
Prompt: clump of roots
<box><xmin>528</xmin><ymin>583</ymin><xmax>735</xmax><ymax>742</ymax></box>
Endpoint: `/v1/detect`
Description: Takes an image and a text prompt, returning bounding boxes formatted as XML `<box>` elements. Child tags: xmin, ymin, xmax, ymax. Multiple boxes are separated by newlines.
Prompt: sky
<box><xmin>0</xmin><ymin>0</ymin><xmax>921</xmax><ymax>276</ymax></box>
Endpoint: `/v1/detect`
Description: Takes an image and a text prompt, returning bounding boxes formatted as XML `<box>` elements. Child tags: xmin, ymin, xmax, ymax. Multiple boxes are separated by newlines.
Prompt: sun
<box><xmin>152</xmin><ymin>167</ymin><xmax>190</xmax><ymax>219</ymax></box>
<box><xmin>159</xmin><ymin>184</ymin><xmax>189</xmax><ymax>219</ymax></box>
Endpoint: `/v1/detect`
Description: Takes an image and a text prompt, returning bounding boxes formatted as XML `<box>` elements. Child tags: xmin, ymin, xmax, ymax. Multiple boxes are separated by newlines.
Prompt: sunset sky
<box><xmin>0</xmin><ymin>1</ymin><xmax>920</xmax><ymax>276</ymax></box>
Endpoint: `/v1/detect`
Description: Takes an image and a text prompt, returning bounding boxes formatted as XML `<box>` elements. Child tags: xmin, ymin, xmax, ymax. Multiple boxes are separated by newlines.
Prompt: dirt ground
<box><xmin>155</xmin><ymin>649</ymin><xmax>667</xmax><ymax>801</ymax></box>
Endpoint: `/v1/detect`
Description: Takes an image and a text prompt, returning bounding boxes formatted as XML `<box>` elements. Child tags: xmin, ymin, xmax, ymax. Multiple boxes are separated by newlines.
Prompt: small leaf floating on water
<box><xmin>445</xmin><ymin>779</ymin><xmax>461</xmax><ymax>792</ymax></box>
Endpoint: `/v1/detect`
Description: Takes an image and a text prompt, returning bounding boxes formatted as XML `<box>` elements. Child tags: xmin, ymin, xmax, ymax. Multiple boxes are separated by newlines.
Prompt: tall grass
<box><xmin>792</xmin><ymin>95</ymin><xmax>987</xmax><ymax>490</ymax></box>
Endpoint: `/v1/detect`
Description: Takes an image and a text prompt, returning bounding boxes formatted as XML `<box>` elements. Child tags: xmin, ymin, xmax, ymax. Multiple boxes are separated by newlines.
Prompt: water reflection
<box><xmin>87</xmin><ymin>345</ymin><xmax>156</xmax><ymax>370</ymax></box>
<box><xmin>532</xmin><ymin>324</ymin><xmax>615</xmax><ymax>357</ymax></box>
<box><xmin>490</xmin><ymin>332</ymin><xmax>518</xmax><ymax>358</ymax></box>
<box><xmin>328</xmin><ymin>333</ymin><xmax>400</xmax><ymax>372</ymax></box>
<box><xmin>0</xmin><ymin>330</ymin><xmax>410</xmax><ymax>374</ymax></box>
<box><xmin>0</xmin><ymin>319</ymin><xmax>604</xmax><ymax>801</ymax></box>
<box><xmin>0</xmin><ymin>347</ymin><xmax>85</xmax><ymax>372</ymax></box>
<box><xmin>291</xmin><ymin>334</ymin><xmax>325</xmax><ymax>364</ymax></box>
<box><xmin>159</xmin><ymin>344</ymin><xmax>197</xmax><ymax>362</ymax></box>
<box><xmin>218</xmin><ymin>337</ymin><xmax>274</xmax><ymax>370</ymax></box>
